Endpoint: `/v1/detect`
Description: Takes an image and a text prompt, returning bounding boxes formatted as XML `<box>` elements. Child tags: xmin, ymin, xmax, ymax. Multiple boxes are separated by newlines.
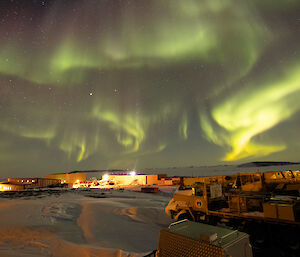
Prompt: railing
<box><xmin>215</xmin><ymin>229</ymin><xmax>239</xmax><ymax>246</ymax></box>
<box><xmin>143</xmin><ymin>250</ymin><xmax>157</xmax><ymax>257</ymax></box>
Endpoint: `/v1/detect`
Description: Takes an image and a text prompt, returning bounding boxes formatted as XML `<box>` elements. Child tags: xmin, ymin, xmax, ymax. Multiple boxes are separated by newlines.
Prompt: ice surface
<box><xmin>1</xmin><ymin>163</ymin><xmax>300</xmax><ymax>256</ymax></box>
<box><xmin>0</xmin><ymin>188</ymin><xmax>173</xmax><ymax>257</ymax></box>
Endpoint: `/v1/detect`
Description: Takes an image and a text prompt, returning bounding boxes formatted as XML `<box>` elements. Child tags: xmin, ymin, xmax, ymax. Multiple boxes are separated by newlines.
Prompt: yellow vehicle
<box><xmin>182</xmin><ymin>171</ymin><xmax>300</xmax><ymax>195</ymax></box>
<box><xmin>166</xmin><ymin>178</ymin><xmax>300</xmax><ymax>256</ymax></box>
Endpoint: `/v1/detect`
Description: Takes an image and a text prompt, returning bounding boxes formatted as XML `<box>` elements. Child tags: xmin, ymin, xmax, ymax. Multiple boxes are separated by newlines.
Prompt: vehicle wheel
<box><xmin>205</xmin><ymin>215</ymin><xmax>217</xmax><ymax>225</ymax></box>
<box><xmin>274</xmin><ymin>225</ymin><xmax>300</xmax><ymax>252</ymax></box>
<box><xmin>177</xmin><ymin>213</ymin><xmax>189</xmax><ymax>221</ymax></box>
<box><xmin>286</xmin><ymin>228</ymin><xmax>300</xmax><ymax>251</ymax></box>
<box><xmin>248</xmin><ymin>222</ymin><xmax>267</xmax><ymax>248</ymax></box>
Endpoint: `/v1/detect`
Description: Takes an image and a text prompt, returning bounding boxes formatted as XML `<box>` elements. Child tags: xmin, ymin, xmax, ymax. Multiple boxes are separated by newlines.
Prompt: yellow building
<box><xmin>8</xmin><ymin>178</ymin><xmax>60</xmax><ymax>188</ymax></box>
<box><xmin>0</xmin><ymin>178</ymin><xmax>61</xmax><ymax>191</ymax></box>
<box><xmin>45</xmin><ymin>172</ymin><xmax>86</xmax><ymax>184</ymax></box>
<box><xmin>106</xmin><ymin>174</ymin><xmax>166</xmax><ymax>185</ymax></box>
<box><xmin>0</xmin><ymin>182</ymin><xmax>25</xmax><ymax>191</ymax></box>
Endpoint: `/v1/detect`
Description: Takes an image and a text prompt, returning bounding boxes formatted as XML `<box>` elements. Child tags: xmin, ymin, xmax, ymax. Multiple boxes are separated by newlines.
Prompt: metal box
<box><xmin>263</xmin><ymin>203</ymin><xmax>277</xmax><ymax>219</ymax></box>
<box><xmin>158</xmin><ymin>220</ymin><xmax>252</xmax><ymax>257</ymax></box>
<box><xmin>278</xmin><ymin>204</ymin><xmax>295</xmax><ymax>221</ymax></box>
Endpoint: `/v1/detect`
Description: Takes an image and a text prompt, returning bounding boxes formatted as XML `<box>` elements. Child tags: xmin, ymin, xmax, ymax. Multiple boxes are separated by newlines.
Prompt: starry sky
<box><xmin>0</xmin><ymin>0</ymin><xmax>300</xmax><ymax>177</ymax></box>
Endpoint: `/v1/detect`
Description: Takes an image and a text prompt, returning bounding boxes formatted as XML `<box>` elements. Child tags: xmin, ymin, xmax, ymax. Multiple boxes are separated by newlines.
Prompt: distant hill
<box><xmin>69</xmin><ymin>169</ymin><xmax>125</xmax><ymax>174</ymax></box>
<box><xmin>238</xmin><ymin>161</ymin><xmax>300</xmax><ymax>167</ymax></box>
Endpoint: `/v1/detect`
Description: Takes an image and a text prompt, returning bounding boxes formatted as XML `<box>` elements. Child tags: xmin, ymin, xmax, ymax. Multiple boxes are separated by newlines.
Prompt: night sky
<box><xmin>0</xmin><ymin>0</ymin><xmax>300</xmax><ymax>176</ymax></box>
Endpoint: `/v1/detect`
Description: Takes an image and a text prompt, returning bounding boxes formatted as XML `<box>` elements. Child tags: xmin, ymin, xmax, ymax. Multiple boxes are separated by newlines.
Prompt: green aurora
<box><xmin>0</xmin><ymin>0</ymin><xmax>299</xmax><ymax>176</ymax></box>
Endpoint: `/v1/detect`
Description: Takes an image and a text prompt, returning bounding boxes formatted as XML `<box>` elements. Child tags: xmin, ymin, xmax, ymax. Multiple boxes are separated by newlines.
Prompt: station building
<box><xmin>8</xmin><ymin>177</ymin><xmax>61</xmax><ymax>187</ymax></box>
<box><xmin>45</xmin><ymin>172</ymin><xmax>86</xmax><ymax>184</ymax></box>
<box><xmin>0</xmin><ymin>177</ymin><xmax>61</xmax><ymax>191</ymax></box>
<box><xmin>0</xmin><ymin>182</ymin><xmax>25</xmax><ymax>191</ymax></box>
<box><xmin>105</xmin><ymin>174</ymin><xmax>168</xmax><ymax>185</ymax></box>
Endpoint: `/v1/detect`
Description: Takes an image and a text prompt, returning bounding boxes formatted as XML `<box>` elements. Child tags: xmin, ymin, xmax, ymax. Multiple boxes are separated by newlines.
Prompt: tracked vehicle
<box><xmin>165</xmin><ymin>172</ymin><xmax>300</xmax><ymax>256</ymax></box>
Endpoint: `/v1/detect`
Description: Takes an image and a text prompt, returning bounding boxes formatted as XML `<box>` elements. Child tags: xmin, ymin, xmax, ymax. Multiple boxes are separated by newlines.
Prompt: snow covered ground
<box><xmin>1</xmin><ymin>163</ymin><xmax>300</xmax><ymax>256</ymax></box>
<box><xmin>0</xmin><ymin>188</ymin><xmax>175</xmax><ymax>257</ymax></box>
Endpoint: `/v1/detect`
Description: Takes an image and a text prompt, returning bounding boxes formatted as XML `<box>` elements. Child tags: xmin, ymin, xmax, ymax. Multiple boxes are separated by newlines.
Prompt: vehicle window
<box><xmin>195</xmin><ymin>188</ymin><xmax>203</xmax><ymax>196</ymax></box>
<box><xmin>253</xmin><ymin>175</ymin><xmax>261</xmax><ymax>182</ymax></box>
<box><xmin>241</xmin><ymin>175</ymin><xmax>250</xmax><ymax>184</ymax></box>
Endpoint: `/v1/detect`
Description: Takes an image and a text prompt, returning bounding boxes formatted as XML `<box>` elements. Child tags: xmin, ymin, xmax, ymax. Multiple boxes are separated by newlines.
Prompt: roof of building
<box><xmin>47</xmin><ymin>169</ymin><xmax>127</xmax><ymax>175</ymax></box>
<box><xmin>68</xmin><ymin>169</ymin><xmax>125</xmax><ymax>174</ymax></box>
<box><xmin>0</xmin><ymin>182</ymin><xmax>25</xmax><ymax>186</ymax></box>
<box><xmin>8</xmin><ymin>177</ymin><xmax>59</xmax><ymax>180</ymax></box>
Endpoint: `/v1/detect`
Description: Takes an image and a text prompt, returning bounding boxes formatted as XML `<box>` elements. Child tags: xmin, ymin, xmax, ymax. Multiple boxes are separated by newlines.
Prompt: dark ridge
<box><xmin>238</xmin><ymin>161</ymin><xmax>300</xmax><ymax>167</ymax></box>
<box><xmin>68</xmin><ymin>169</ymin><xmax>125</xmax><ymax>174</ymax></box>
